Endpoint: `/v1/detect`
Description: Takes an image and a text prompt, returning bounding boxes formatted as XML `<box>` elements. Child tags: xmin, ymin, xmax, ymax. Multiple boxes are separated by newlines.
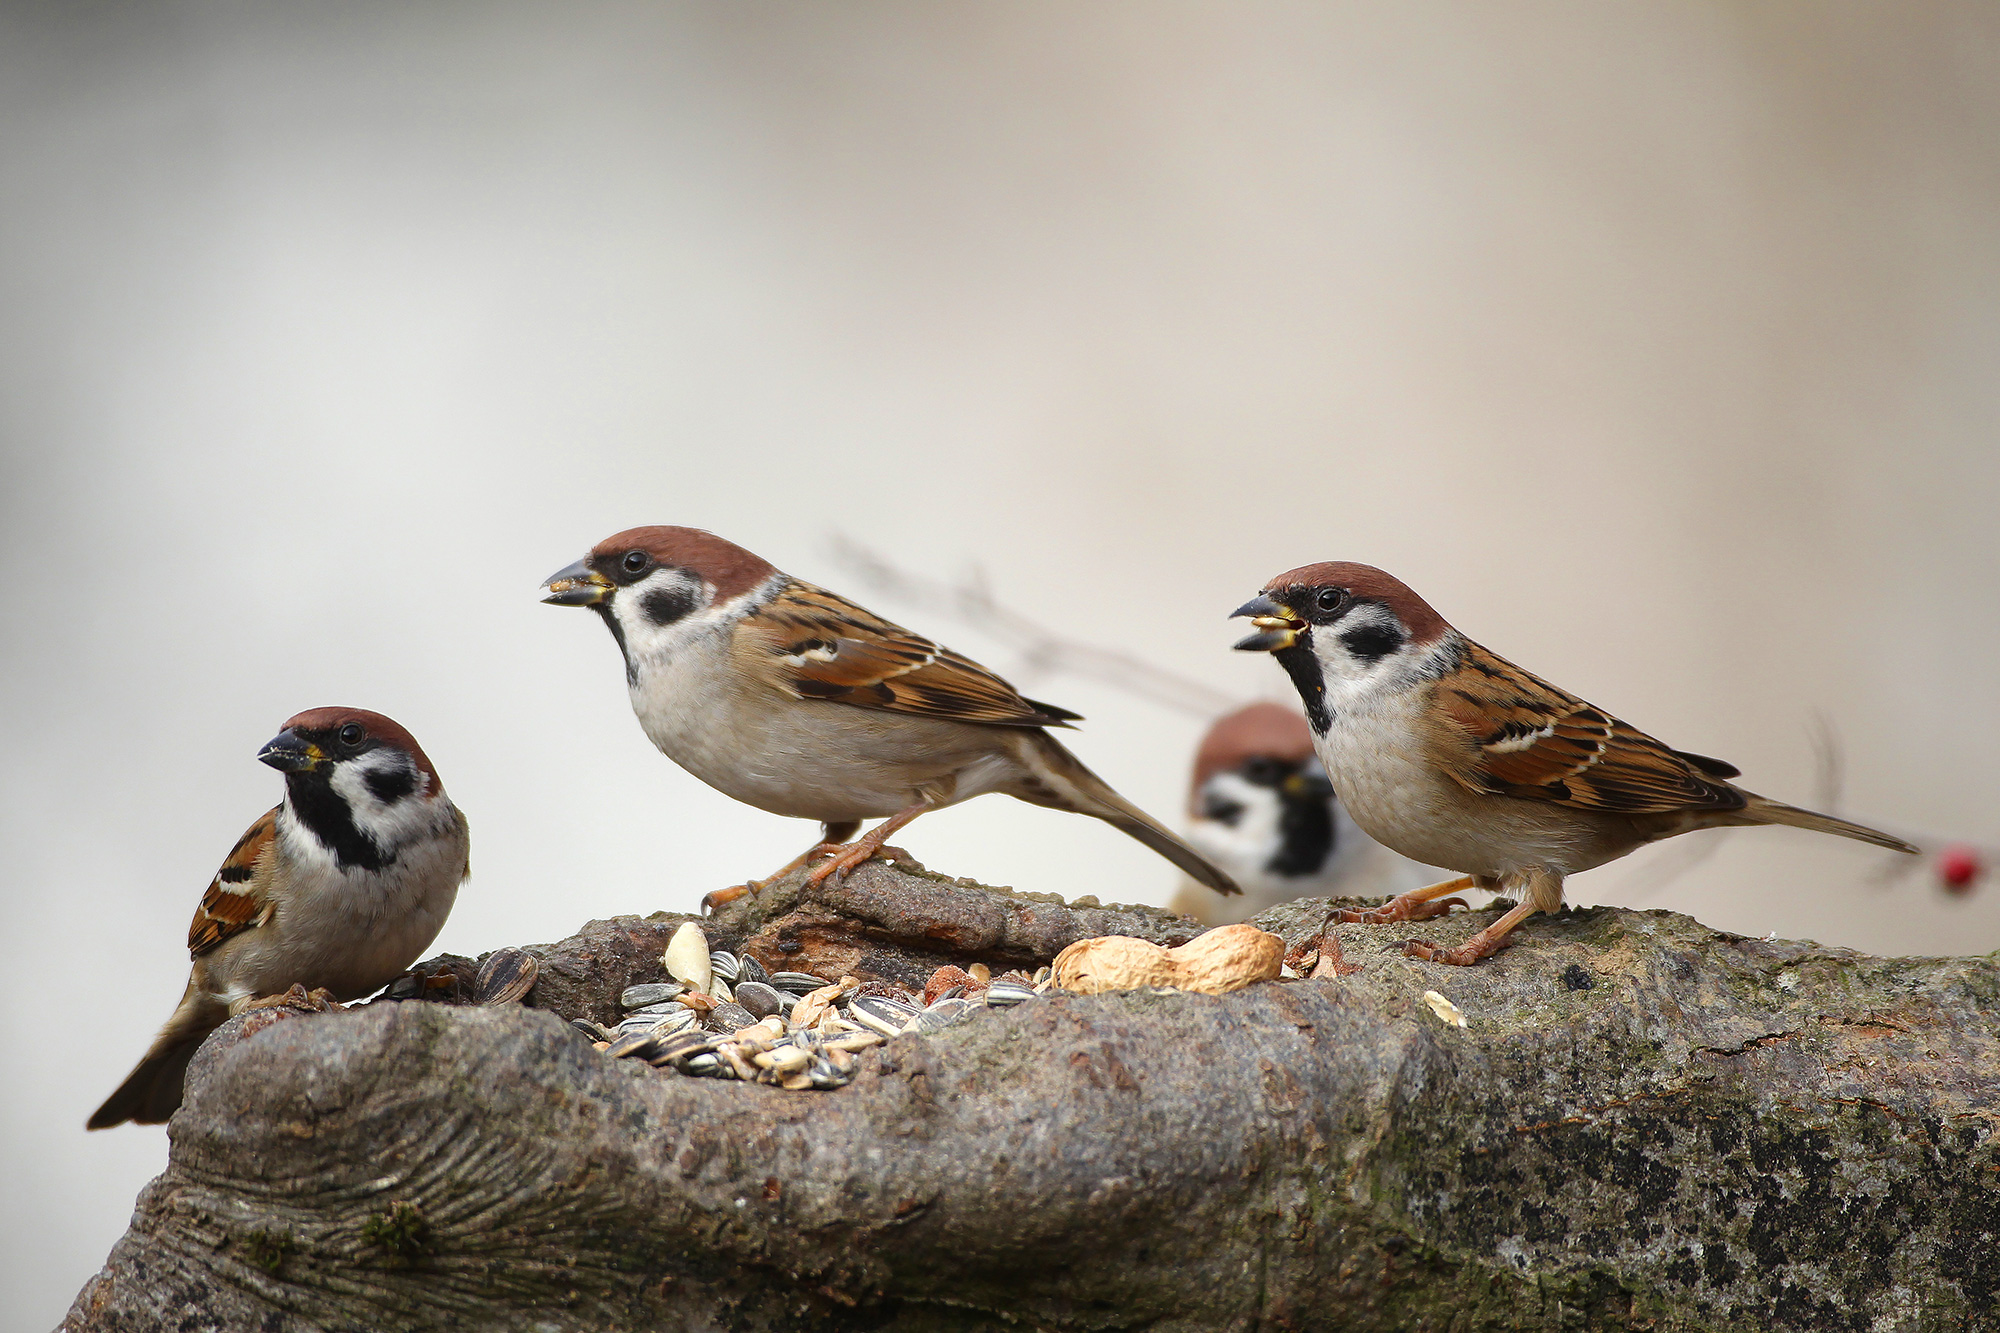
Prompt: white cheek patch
<box><xmin>330</xmin><ymin>754</ymin><xmax>447</xmax><ymax>855</ymax></box>
<box><xmin>612</xmin><ymin>571</ymin><xmax>757</xmax><ymax>673</ymax></box>
<box><xmin>1187</xmin><ymin>773</ymin><xmax>1286</xmax><ymax>863</ymax></box>
<box><xmin>1312</xmin><ymin>608</ymin><xmax>1430</xmax><ymax>697</ymax></box>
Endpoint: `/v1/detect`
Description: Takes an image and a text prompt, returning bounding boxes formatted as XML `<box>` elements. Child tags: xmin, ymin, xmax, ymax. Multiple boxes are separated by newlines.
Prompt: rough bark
<box><xmin>62</xmin><ymin>860</ymin><xmax>2000</xmax><ymax>1332</ymax></box>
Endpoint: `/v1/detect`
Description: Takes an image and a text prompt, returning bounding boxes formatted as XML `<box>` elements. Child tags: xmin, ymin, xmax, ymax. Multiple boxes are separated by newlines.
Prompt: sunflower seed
<box><xmin>619</xmin><ymin>1006</ymin><xmax>698</xmax><ymax>1037</ymax></box>
<box><xmin>570</xmin><ymin>1017</ymin><xmax>616</xmax><ymax>1042</ymax></box>
<box><xmin>474</xmin><ymin>948</ymin><xmax>539</xmax><ymax>1006</ymax></box>
<box><xmin>754</xmin><ymin>1044</ymin><xmax>810</xmax><ymax>1074</ymax></box>
<box><xmin>983</xmin><ymin>980</ymin><xmax>1037</xmax><ymax>1007</ymax></box>
<box><xmin>826</xmin><ymin>1030</ymin><xmax>883</xmax><ymax>1053</ymax></box>
<box><xmin>733</xmin><ymin>981</ymin><xmax>786</xmax><ymax>1020</ymax></box>
<box><xmin>619</xmin><ymin>982</ymin><xmax>686</xmax><ymax>1009</ymax></box>
<box><xmin>849</xmin><ymin>994</ymin><xmax>920</xmax><ymax>1038</ymax></box>
<box><xmin>737</xmin><ymin>953</ymin><xmax>770</xmax><ymax>986</ymax></box>
<box><xmin>707</xmin><ymin>1001</ymin><xmax>759</xmax><ymax>1032</ymax></box>
<box><xmin>663</xmin><ymin>922</ymin><xmax>712</xmax><ymax>994</ymax></box>
<box><xmin>728</xmin><ymin>1024</ymin><xmax>782</xmax><ymax>1054</ymax></box>
<box><xmin>709</xmin><ymin>950</ymin><xmax>740</xmax><ymax>983</ymax></box>
<box><xmin>652</xmin><ymin>1030</ymin><xmax>718</xmax><ymax>1063</ymax></box>
<box><xmin>681</xmin><ymin>1052</ymin><xmax>730</xmax><ymax>1077</ymax></box>
<box><xmin>623</xmin><ymin>999</ymin><xmax>691</xmax><ymax>1021</ymax></box>
<box><xmin>718</xmin><ymin>1043</ymin><xmax>762</xmax><ymax>1080</ymax></box>
<box><xmin>910</xmin><ymin>998</ymin><xmax>978</xmax><ymax>1034</ymax></box>
<box><xmin>770</xmin><ymin>971</ymin><xmax>828</xmax><ymax>995</ymax></box>
<box><xmin>606</xmin><ymin>1030</ymin><xmax>663</xmax><ymax>1060</ymax></box>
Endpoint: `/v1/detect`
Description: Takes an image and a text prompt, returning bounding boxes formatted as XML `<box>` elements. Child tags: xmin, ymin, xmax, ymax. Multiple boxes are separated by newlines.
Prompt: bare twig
<box><xmin>828</xmin><ymin>535</ymin><xmax>1242</xmax><ymax>718</ymax></box>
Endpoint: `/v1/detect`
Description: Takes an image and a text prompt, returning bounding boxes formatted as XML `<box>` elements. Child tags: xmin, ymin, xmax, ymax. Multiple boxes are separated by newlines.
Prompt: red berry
<box><xmin>1938</xmin><ymin>845</ymin><xmax>1982</xmax><ymax>893</ymax></box>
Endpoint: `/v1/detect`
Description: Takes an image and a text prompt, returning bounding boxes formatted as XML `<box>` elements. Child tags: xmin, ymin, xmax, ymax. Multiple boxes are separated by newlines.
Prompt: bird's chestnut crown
<box><xmin>1238</xmin><ymin>562</ymin><xmax>1447</xmax><ymax>640</ymax></box>
<box><xmin>265</xmin><ymin>707</ymin><xmax>437</xmax><ymax>787</ymax></box>
<box><xmin>583</xmin><ymin>526</ymin><xmax>777</xmax><ymax>602</ymax></box>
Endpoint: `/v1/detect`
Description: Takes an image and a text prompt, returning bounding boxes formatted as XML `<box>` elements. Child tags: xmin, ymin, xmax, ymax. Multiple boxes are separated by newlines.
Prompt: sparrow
<box><xmin>1231</xmin><ymin>563</ymin><xmax>1917</xmax><ymax>965</ymax></box>
<box><xmin>1167</xmin><ymin>702</ymin><xmax>1446</xmax><ymax>926</ymax></box>
<box><xmin>541</xmin><ymin>526</ymin><xmax>1238</xmax><ymax>899</ymax></box>
<box><xmin>89</xmin><ymin>708</ymin><xmax>469</xmax><ymax>1129</ymax></box>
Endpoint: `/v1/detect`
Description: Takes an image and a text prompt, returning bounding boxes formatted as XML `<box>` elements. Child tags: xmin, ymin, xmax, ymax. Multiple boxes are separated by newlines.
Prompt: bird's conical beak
<box><xmin>541</xmin><ymin>558</ymin><xmax>612</xmax><ymax>606</ymax></box>
<box><xmin>257</xmin><ymin>729</ymin><xmax>323</xmax><ymax>773</ymax></box>
<box><xmin>1281</xmin><ymin>764</ymin><xmax>1335</xmax><ymax>802</ymax></box>
<box><xmin>1230</xmin><ymin>593</ymin><xmax>1302</xmax><ymax>652</ymax></box>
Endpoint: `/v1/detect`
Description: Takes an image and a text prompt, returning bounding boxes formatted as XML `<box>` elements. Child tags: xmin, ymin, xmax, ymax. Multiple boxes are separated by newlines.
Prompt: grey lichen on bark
<box><xmin>62</xmin><ymin>860</ymin><xmax>2000</xmax><ymax>1332</ymax></box>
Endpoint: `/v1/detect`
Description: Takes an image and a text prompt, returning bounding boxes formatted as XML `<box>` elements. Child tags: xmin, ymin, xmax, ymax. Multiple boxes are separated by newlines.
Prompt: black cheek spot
<box><xmin>1340</xmin><ymin>624</ymin><xmax>1405</xmax><ymax>663</ymax></box>
<box><xmin>642</xmin><ymin>585</ymin><xmax>699</xmax><ymax>627</ymax></box>
<box><xmin>365</xmin><ymin>765</ymin><xmax>419</xmax><ymax>804</ymax></box>
<box><xmin>1201</xmin><ymin>794</ymin><xmax>1247</xmax><ymax>826</ymax></box>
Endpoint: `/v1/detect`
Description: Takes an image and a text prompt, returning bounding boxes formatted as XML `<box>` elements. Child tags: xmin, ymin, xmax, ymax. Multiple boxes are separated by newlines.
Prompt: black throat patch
<box><xmin>284</xmin><ymin>775</ymin><xmax>390</xmax><ymax>872</ymax></box>
<box><xmin>593</xmin><ymin>602</ymin><xmax>636</xmax><ymax>685</ymax></box>
<box><xmin>1267</xmin><ymin>783</ymin><xmax>1336</xmax><ymax>878</ymax></box>
<box><xmin>1273</xmin><ymin>639</ymin><xmax>1332</xmax><ymax>733</ymax></box>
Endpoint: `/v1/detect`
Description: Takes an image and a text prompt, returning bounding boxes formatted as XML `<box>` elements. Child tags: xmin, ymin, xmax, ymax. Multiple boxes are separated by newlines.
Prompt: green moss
<box><xmin>360</xmin><ymin>1200</ymin><xmax>433</xmax><ymax>1262</ymax></box>
<box><xmin>238</xmin><ymin>1229</ymin><xmax>296</xmax><ymax>1273</ymax></box>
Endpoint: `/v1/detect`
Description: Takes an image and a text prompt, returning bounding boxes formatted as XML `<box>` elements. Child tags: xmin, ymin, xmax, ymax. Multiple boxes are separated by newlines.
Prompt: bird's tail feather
<box><xmin>1745</xmin><ymin>797</ymin><xmax>1919</xmax><ymax>855</ymax></box>
<box><xmin>1019</xmin><ymin>733</ymin><xmax>1242</xmax><ymax>896</ymax></box>
<box><xmin>88</xmin><ymin>983</ymin><xmax>225</xmax><ymax>1130</ymax></box>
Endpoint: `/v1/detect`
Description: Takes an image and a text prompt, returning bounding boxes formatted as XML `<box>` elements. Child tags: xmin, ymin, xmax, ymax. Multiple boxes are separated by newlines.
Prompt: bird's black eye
<box><xmin>622</xmin><ymin>550</ymin><xmax>650</xmax><ymax>574</ymax></box>
<box><xmin>1241</xmin><ymin>757</ymin><xmax>1287</xmax><ymax>786</ymax></box>
<box><xmin>337</xmin><ymin>723</ymin><xmax>364</xmax><ymax>747</ymax></box>
<box><xmin>1316</xmin><ymin>588</ymin><xmax>1348</xmax><ymax>614</ymax></box>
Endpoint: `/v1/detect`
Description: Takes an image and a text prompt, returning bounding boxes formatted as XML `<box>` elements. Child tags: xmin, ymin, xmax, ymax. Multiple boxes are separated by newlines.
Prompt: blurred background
<box><xmin>3</xmin><ymin>2</ymin><xmax>1997</xmax><ymax>1326</ymax></box>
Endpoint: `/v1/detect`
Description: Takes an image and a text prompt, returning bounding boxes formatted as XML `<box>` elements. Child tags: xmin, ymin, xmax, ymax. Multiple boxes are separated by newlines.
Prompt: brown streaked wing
<box><xmin>1428</xmin><ymin>641</ymin><xmax>1745</xmax><ymax>815</ymax></box>
<box><xmin>188</xmin><ymin>808</ymin><xmax>280</xmax><ymax>957</ymax></box>
<box><xmin>748</xmin><ymin>580</ymin><xmax>1077</xmax><ymax>728</ymax></box>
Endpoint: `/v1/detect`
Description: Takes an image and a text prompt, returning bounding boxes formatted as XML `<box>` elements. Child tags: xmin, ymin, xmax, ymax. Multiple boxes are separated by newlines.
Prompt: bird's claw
<box><xmin>1338</xmin><ymin>895</ymin><xmax>1468</xmax><ymax>926</ymax></box>
<box><xmin>802</xmin><ymin>843</ymin><xmax>917</xmax><ymax>889</ymax></box>
<box><xmin>1401</xmin><ymin>934</ymin><xmax>1505</xmax><ymax>967</ymax></box>
<box><xmin>701</xmin><ymin>883</ymin><xmax>757</xmax><ymax>913</ymax></box>
<box><xmin>241</xmin><ymin>984</ymin><xmax>342</xmax><ymax>1013</ymax></box>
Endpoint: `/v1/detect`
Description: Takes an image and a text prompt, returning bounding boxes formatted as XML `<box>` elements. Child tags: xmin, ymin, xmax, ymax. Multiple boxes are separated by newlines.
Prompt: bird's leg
<box><xmin>703</xmin><ymin>822</ymin><xmax>861</xmax><ymax>911</ymax></box>
<box><xmin>1402</xmin><ymin>899</ymin><xmax>1540</xmax><ymax>966</ymax></box>
<box><xmin>805</xmin><ymin>801</ymin><xmax>935</xmax><ymax>887</ymax></box>
<box><xmin>1403</xmin><ymin>868</ymin><xmax>1560</xmax><ymax>966</ymax></box>
<box><xmin>1336</xmin><ymin>875</ymin><xmax>1476</xmax><ymax>925</ymax></box>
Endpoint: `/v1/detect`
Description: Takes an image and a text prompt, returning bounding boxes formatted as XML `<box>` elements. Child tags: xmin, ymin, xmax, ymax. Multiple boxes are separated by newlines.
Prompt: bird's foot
<box><xmin>1337</xmin><ymin>894</ymin><xmax>1468</xmax><ymax>926</ymax></box>
<box><xmin>241</xmin><ymin>984</ymin><xmax>343</xmax><ymax>1014</ymax></box>
<box><xmin>1307</xmin><ymin>930</ymin><xmax>1362</xmax><ymax>979</ymax></box>
<box><xmin>704</xmin><ymin>841</ymin><xmax>856</xmax><ymax>911</ymax></box>
<box><xmin>1401</xmin><ymin>933</ymin><xmax>1509</xmax><ymax>967</ymax></box>
<box><xmin>803</xmin><ymin>841</ymin><xmax>922</xmax><ymax>888</ymax></box>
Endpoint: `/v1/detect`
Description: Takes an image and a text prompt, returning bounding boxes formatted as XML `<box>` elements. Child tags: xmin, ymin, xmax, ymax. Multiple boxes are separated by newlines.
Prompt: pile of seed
<box><xmin>570</xmin><ymin>922</ymin><xmax>1047</xmax><ymax>1091</ymax></box>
